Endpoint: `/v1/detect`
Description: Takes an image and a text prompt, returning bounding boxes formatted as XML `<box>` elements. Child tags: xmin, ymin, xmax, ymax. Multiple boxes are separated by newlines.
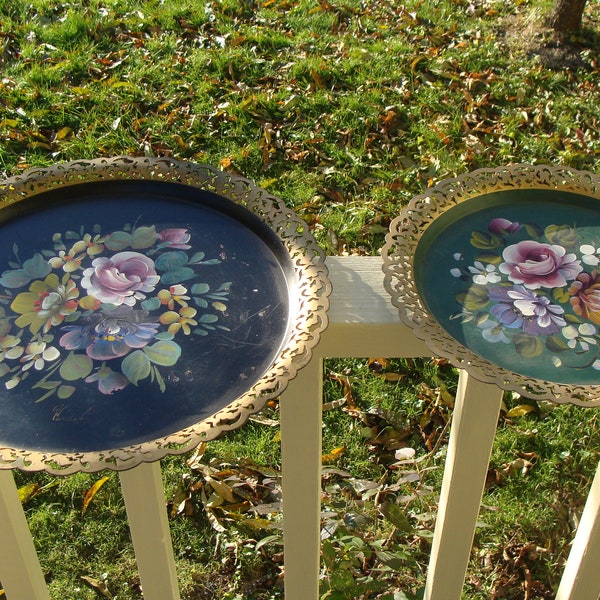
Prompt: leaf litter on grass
<box><xmin>4</xmin><ymin>0</ymin><xmax>600</xmax><ymax>597</ymax></box>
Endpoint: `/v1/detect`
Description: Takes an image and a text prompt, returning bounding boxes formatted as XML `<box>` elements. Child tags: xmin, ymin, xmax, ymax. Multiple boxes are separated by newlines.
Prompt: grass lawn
<box><xmin>2</xmin><ymin>0</ymin><xmax>600</xmax><ymax>598</ymax></box>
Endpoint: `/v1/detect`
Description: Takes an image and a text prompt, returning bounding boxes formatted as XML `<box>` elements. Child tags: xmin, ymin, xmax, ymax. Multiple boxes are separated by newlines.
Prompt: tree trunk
<box><xmin>547</xmin><ymin>0</ymin><xmax>588</xmax><ymax>34</ymax></box>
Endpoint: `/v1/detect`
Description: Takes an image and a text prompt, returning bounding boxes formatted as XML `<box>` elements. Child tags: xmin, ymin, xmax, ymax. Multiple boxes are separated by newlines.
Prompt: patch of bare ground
<box><xmin>498</xmin><ymin>9</ymin><xmax>597</xmax><ymax>71</ymax></box>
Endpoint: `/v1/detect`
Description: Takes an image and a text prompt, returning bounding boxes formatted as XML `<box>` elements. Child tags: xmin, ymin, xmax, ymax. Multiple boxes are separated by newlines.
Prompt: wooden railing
<box><xmin>1</xmin><ymin>256</ymin><xmax>599</xmax><ymax>599</ymax></box>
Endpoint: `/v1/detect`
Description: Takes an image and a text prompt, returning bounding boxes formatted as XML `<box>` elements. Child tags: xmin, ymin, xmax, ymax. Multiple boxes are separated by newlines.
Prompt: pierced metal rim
<box><xmin>382</xmin><ymin>163</ymin><xmax>600</xmax><ymax>407</ymax></box>
<box><xmin>0</xmin><ymin>156</ymin><xmax>331</xmax><ymax>473</ymax></box>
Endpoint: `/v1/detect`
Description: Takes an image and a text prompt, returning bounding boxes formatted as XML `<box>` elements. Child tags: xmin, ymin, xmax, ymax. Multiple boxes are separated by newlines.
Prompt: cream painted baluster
<box><xmin>280</xmin><ymin>354</ymin><xmax>323</xmax><ymax>600</ymax></box>
<box><xmin>119</xmin><ymin>461</ymin><xmax>180</xmax><ymax>600</ymax></box>
<box><xmin>0</xmin><ymin>469</ymin><xmax>51</xmax><ymax>600</ymax></box>
<box><xmin>279</xmin><ymin>256</ymin><xmax>430</xmax><ymax>600</ymax></box>
<box><xmin>424</xmin><ymin>372</ymin><xmax>503</xmax><ymax>600</ymax></box>
<box><xmin>555</xmin><ymin>458</ymin><xmax>600</xmax><ymax>600</ymax></box>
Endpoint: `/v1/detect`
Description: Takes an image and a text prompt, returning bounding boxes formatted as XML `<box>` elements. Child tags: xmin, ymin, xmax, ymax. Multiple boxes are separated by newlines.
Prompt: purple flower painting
<box><xmin>450</xmin><ymin>216</ymin><xmax>600</xmax><ymax>372</ymax></box>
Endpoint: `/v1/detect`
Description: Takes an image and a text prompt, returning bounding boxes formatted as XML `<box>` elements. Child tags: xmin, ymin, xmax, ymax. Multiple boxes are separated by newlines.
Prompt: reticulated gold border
<box><xmin>382</xmin><ymin>164</ymin><xmax>600</xmax><ymax>407</ymax></box>
<box><xmin>0</xmin><ymin>157</ymin><xmax>331</xmax><ymax>473</ymax></box>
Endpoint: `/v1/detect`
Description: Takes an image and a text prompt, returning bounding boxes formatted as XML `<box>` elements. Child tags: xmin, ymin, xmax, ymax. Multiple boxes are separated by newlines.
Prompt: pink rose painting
<box><xmin>81</xmin><ymin>251</ymin><xmax>161</xmax><ymax>306</ymax></box>
<box><xmin>157</xmin><ymin>228</ymin><xmax>191</xmax><ymax>249</ymax></box>
<box><xmin>498</xmin><ymin>240</ymin><xmax>582</xmax><ymax>290</ymax></box>
<box><xmin>448</xmin><ymin>214</ymin><xmax>600</xmax><ymax>374</ymax></box>
<box><xmin>568</xmin><ymin>271</ymin><xmax>600</xmax><ymax>325</ymax></box>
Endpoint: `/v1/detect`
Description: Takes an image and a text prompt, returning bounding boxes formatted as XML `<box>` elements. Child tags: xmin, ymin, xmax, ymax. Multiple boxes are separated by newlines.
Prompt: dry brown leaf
<box><xmin>206</xmin><ymin>476</ymin><xmax>237</xmax><ymax>504</ymax></box>
<box><xmin>328</xmin><ymin>372</ymin><xmax>358</xmax><ymax>410</ymax></box>
<box><xmin>81</xmin><ymin>576</ymin><xmax>112</xmax><ymax>599</ymax></box>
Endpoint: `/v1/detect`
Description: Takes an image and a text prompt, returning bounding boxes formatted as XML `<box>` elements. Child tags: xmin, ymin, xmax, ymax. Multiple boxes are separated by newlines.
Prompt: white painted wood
<box><xmin>278</xmin><ymin>256</ymin><xmax>430</xmax><ymax>600</ymax></box>
<box><xmin>322</xmin><ymin>256</ymin><xmax>430</xmax><ymax>358</ymax></box>
<box><xmin>280</xmin><ymin>355</ymin><xmax>323</xmax><ymax>600</ymax></box>
<box><xmin>424</xmin><ymin>372</ymin><xmax>503</xmax><ymax>600</ymax></box>
<box><xmin>555</xmin><ymin>458</ymin><xmax>600</xmax><ymax>600</ymax></box>
<box><xmin>119</xmin><ymin>462</ymin><xmax>180</xmax><ymax>600</ymax></box>
<box><xmin>0</xmin><ymin>469</ymin><xmax>51</xmax><ymax>600</ymax></box>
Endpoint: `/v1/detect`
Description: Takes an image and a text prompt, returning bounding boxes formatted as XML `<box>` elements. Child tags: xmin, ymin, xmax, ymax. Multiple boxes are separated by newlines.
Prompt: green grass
<box><xmin>2</xmin><ymin>0</ymin><xmax>600</xmax><ymax>598</ymax></box>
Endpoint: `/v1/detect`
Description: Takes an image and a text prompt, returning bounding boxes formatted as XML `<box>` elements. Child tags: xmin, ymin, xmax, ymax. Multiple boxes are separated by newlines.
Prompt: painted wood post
<box><xmin>555</xmin><ymin>458</ymin><xmax>600</xmax><ymax>600</ymax></box>
<box><xmin>280</xmin><ymin>355</ymin><xmax>324</xmax><ymax>600</ymax></box>
<box><xmin>119</xmin><ymin>461</ymin><xmax>181</xmax><ymax>600</ymax></box>
<box><xmin>0</xmin><ymin>469</ymin><xmax>51</xmax><ymax>600</ymax></box>
<box><xmin>424</xmin><ymin>372</ymin><xmax>503</xmax><ymax>600</ymax></box>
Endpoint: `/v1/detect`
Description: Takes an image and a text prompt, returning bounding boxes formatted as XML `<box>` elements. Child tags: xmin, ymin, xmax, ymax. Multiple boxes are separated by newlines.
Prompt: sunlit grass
<box><xmin>2</xmin><ymin>0</ymin><xmax>600</xmax><ymax>597</ymax></box>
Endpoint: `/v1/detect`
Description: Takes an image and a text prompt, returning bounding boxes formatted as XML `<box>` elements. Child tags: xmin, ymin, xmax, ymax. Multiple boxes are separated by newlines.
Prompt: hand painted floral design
<box><xmin>451</xmin><ymin>217</ymin><xmax>600</xmax><ymax>372</ymax></box>
<box><xmin>498</xmin><ymin>240</ymin><xmax>582</xmax><ymax>290</ymax></box>
<box><xmin>0</xmin><ymin>222</ymin><xmax>230</xmax><ymax>400</ymax></box>
<box><xmin>81</xmin><ymin>251</ymin><xmax>160</xmax><ymax>306</ymax></box>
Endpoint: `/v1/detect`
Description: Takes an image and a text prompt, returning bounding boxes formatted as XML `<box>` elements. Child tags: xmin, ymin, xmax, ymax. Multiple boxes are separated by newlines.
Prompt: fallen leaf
<box><xmin>55</xmin><ymin>126</ymin><xmax>73</xmax><ymax>140</ymax></box>
<box><xmin>500</xmin><ymin>458</ymin><xmax>534</xmax><ymax>477</ymax></box>
<box><xmin>328</xmin><ymin>372</ymin><xmax>358</xmax><ymax>410</ymax></box>
<box><xmin>81</xmin><ymin>576</ymin><xmax>112</xmax><ymax>599</ymax></box>
<box><xmin>382</xmin><ymin>372</ymin><xmax>406</xmax><ymax>382</ymax></box>
<box><xmin>206</xmin><ymin>476</ymin><xmax>237</xmax><ymax>503</ymax></box>
<box><xmin>18</xmin><ymin>483</ymin><xmax>40</xmax><ymax>504</ymax></box>
<box><xmin>506</xmin><ymin>404</ymin><xmax>537</xmax><ymax>418</ymax></box>
<box><xmin>82</xmin><ymin>476</ymin><xmax>110</xmax><ymax>516</ymax></box>
<box><xmin>322</xmin><ymin>446</ymin><xmax>345</xmax><ymax>463</ymax></box>
<box><xmin>368</xmin><ymin>357</ymin><xmax>390</xmax><ymax>372</ymax></box>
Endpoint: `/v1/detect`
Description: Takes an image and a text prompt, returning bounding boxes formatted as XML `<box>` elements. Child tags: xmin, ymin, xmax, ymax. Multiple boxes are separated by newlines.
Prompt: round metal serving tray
<box><xmin>382</xmin><ymin>164</ymin><xmax>600</xmax><ymax>407</ymax></box>
<box><xmin>0</xmin><ymin>157</ymin><xmax>330</xmax><ymax>472</ymax></box>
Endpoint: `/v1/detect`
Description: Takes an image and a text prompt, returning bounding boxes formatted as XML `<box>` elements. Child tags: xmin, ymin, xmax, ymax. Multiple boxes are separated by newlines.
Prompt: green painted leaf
<box><xmin>546</xmin><ymin>335</ymin><xmax>569</xmax><ymax>352</ymax></box>
<box><xmin>513</xmin><ymin>334</ymin><xmax>544</xmax><ymax>358</ymax></box>
<box><xmin>0</xmin><ymin>268</ymin><xmax>30</xmax><ymax>288</ymax></box>
<box><xmin>155</xmin><ymin>251</ymin><xmax>188</xmax><ymax>271</ymax></box>
<box><xmin>189</xmin><ymin>251</ymin><xmax>205</xmax><ymax>263</ymax></box>
<box><xmin>456</xmin><ymin>285</ymin><xmax>489</xmax><ymax>311</ymax></box>
<box><xmin>144</xmin><ymin>340</ymin><xmax>182</xmax><ymax>366</ymax></box>
<box><xmin>191</xmin><ymin>282</ymin><xmax>210</xmax><ymax>294</ymax></box>
<box><xmin>130</xmin><ymin>225</ymin><xmax>158</xmax><ymax>249</ymax></box>
<box><xmin>160</xmin><ymin>267</ymin><xmax>195</xmax><ymax>285</ymax></box>
<box><xmin>524</xmin><ymin>222</ymin><xmax>544</xmax><ymax>237</ymax></box>
<box><xmin>475</xmin><ymin>252</ymin><xmax>502</xmax><ymax>265</ymax></box>
<box><xmin>153</xmin><ymin>366</ymin><xmax>166</xmax><ymax>393</ymax></box>
<box><xmin>60</xmin><ymin>352</ymin><xmax>93</xmax><ymax>381</ymax></box>
<box><xmin>23</xmin><ymin>253</ymin><xmax>52</xmax><ymax>278</ymax></box>
<box><xmin>470</xmin><ymin>230</ymin><xmax>502</xmax><ymax>250</ymax></box>
<box><xmin>155</xmin><ymin>331</ymin><xmax>175</xmax><ymax>340</ymax></box>
<box><xmin>121</xmin><ymin>350</ymin><xmax>151</xmax><ymax>385</ymax></box>
<box><xmin>104</xmin><ymin>231</ymin><xmax>131</xmax><ymax>251</ymax></box>
<box><xmin>33</xmin><ymin>380</ymin><xmax>61</xmax><ymax>391</ymax></box>
<box><xmin>199</xmin><ymin>313</ymin><xmax>219</xmax><ymax>324</ymax></box>
<box><xmin>565</xmin><ymin>314</ymin><xmax>583</xmax><ymax>324</ymax></box>
<box><xmin>57</xmin><ymin>384</ymin><xmax>76</xmax><ymax>399</ymax></box>
<box><xmin>141</xmin><ymin>297</ymin><xmax>161</xmax><ymax>311</ymax></box>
